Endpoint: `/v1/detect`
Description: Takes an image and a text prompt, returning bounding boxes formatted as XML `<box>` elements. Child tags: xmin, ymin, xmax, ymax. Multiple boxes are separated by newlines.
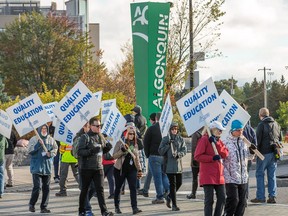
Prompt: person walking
<box><xmin>138</xmin><ymin>113</ymin><xmax>156</xmax><ymax>197</ymax></box>
<box><xmin>187</xmin><ymin>127</ymin><xmax>204</xmax><ymax>199</ymax></box>
<box><xmin>222</xmin><ymin>120</ymin><xmax>256</xmax><ymax>216</ymax></box>
<box><xmin>251</xmin><ymin>108</ymin><xmax>282</xmax><ymax>204</ymax></box>
<box><xmin>77</xmin><ymin>117</ymin><xmax>113</xmax><ymax>216</ymax></box>
<box><xmin>194</xmin><ymin>121</ymin><xmax>229</xmax><ymax>216</ymax></box>
<box><xmin>113</xmin><ymin>126</ymin><xmax>143</xmax><ymax>215</ymax></box>
<box><xmin>0</xmin><ymin>133</ymin><xmax>8</xmax><ymax>198</ymax></box>
<box><xmin>159</xmin><ymin>122</ymin><xmax>187</xmax><ymax>211</ymax></box>
<box><xmin>144</xmin><ymin>112</ymin><xmax>170</xmax><ymax>204</ymax></box>
<box><xmin>131</xmin><ymin>105</ymin><xmax>147</xmax><ymax>138</ymax></box>
<box><xmin>4</xmin><ymin>130</ymin><xmax>17</xmax><ymax>187</ymax></box>
<box><xmin>28</xmin><ymin>124</ymin><xmax>58</xmax><ymax>213</ymax></box>
<box><xmin>55</xmin><ymin>141</ymin><xmax>79</xmax><ymax>197</ymax></box>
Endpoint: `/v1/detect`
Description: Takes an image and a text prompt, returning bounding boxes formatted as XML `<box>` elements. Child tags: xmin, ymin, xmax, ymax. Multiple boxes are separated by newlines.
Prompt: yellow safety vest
<box><xmin>60</xmin><ymin>142</ymin><xmax>78</xmax><ymax>163</ymax></box>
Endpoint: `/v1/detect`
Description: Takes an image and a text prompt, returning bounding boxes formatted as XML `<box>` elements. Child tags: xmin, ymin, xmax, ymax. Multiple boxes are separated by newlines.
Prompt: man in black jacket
<box><xmin>251</xmin><ymin>108</ymin><xmax>282</xmax><ymax>204</ymax></box>
<box><xmin>77</xmin><ymin>117</ymin><xmax>113</xmax><ymax>216</ymax></box>
<box><xmin>144</xmin><ymin>112</ymin><xmax>169</xmax><ymax>204</ymax></box>
<box><xmin>131</xmin><ymin>105</ymin><xmax>147</xmax><ymax>138</ymax></box>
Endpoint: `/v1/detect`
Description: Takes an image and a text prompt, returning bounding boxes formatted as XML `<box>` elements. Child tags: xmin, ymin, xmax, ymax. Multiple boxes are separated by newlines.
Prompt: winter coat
<box><xmin>256</xmin><ymin>116</ymin><xmax>282</xmax><ymax>154</ymax></box>
<box><xmin>78</xmin><ymin>130</ymin><xmax>111</xmax><ymax>170</ymax></box>
<box><xmin>194</xmin><ymin>134</ymin><xmax>229</xmax><ymax>186</ymax></box>
<box><xmin>158</xmin><ymin>134</ymin><xmax>187</xmax><ymax>174</ymax></box>
<box><xmin>59</xmin><ymin>142</ymin><xmax>77</xmax><ymax>163</ymax></box>
<box><xmin>28</xmin><ymin>134</ymin><xmax>58</xmax><ymax>175</ymax></box>
<box><xmin>144</xmin><ymin>122</ymin><xmax>162</xmax><ymax>157</ymax></box>
<box><xmin>113</xmin><ymin>139</ymin><xmax>141</xmax><ymax>172</ymax></box>
<box><xmin>222</xmin><ymin>135</ymin><xmax>250</xmax><ymax>184</ymax></box>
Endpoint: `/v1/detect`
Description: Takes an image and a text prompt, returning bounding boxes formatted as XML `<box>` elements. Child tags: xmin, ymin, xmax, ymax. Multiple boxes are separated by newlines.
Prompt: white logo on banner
<box><xmin>132</xmin><ymin>5</ymin><xmax>148</xmax><ymax>42</ymax></box>
<box><xmin>53</xmin><ymin>80</ymin><xmax>101</xmax><ymax>134</ymax></box>
<box><xmin>93</xmin><ymin>91</ymin><xmax>102</xmax><ymax>116</ymax></box>
<box><xmin>6</xmin><ymin>93</ymin><xmax>51</xmax><ymax>137</ymax></box>
<box><xmin>101</xmin><ymin>106</ymin><xmax>126</xmax><ymax>152</ymax></box>
<box><xmin>159</xmin><ymin>94</ymin><xmax>173</xmax><ymax>137</ymax></box>
<box><xmin>214</xmin><ymin>90</ymin><xmax>251</xmax><ymax>138</ymax></box>
<box><xmin>101</xmin><ymin>99</ymin><xmax>116</xmax><ymax>123</ymax></box>
<box><xmin>176</xmin><ymin>77</ymin><xmax>222</xmax><ymax>136</ymax></box>
<box><xmin>0</xmin><ymin>109</ymin><xmax>12</xmax><ymax>138</ymax></box>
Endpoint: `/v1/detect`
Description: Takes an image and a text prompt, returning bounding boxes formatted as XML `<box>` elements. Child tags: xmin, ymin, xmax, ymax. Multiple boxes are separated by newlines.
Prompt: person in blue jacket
<box><xmin>27</xmin><ymin>124</ymin><xmax>58</xmax><ymax>213</ymax></box>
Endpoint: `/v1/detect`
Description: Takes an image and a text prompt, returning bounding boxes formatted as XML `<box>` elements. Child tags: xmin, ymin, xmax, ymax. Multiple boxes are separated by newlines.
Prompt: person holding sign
<box><xmin>77</xmin><ymin>117</ymin><xmax>113</xmax><ymax>216</ymax></box>
<box><xmin>194</xmin><ymin>121</ymin><xmax>229</xmax><ymax>216</ymax></box>
<box><xmin>222</xmin><ymin>120</ymin><xmax>256</xmax><ymax>216</ymax></box>
<box><xmin>158</xmin><ymin>122</ymin><xmax>187</xmax><ymax>211</ymax></box>
<box><xmin>113</xmin><ymin>126</ymin><xmax>143</xmax><ymax>215</ymax></box>
<box><xmin>27</xmin><ymin>124</ymin><xmax>58</xmax><ymax>213</ymax></box>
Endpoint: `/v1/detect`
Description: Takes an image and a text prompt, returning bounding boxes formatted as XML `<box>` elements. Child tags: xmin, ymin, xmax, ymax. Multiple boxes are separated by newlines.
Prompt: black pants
<box><xmin>192</xmin><ymin>167</ymin><xmax>199</xmax><ymax>195</ymax></box>
<box><xmin>224</xmin><ymin>183</ymin><xmax>247</xmax><ymax>216</ymax></box>
<box><xmin>203</xmin><ymin>184</ymin><xmax>225</xmax><ymax>216</ymax></box>
<box><xmin>29</xmin><ymin>174</ymin><xmax>50</xmax><ymax>210</ymax></box>
<box><xmin>78</xmin><ymin>169</ymin><xmax>107</xmax><ymax>214</ymax></box>
<box><xmin>114</xmin><ymin>168</ymin><xmax>138</xmax><ymax>210</ymax></box>
<box><xmin>167</xmin><ymin>173</ymin><xmax>182</xmax><ymax>206</ymax></box>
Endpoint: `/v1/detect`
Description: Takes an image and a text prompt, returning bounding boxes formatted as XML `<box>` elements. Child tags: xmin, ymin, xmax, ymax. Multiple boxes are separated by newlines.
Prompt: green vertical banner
<box><xmin>130</xmin><ymin>2</ymin><xmax>170</xmax><ymax>121</ymax></box>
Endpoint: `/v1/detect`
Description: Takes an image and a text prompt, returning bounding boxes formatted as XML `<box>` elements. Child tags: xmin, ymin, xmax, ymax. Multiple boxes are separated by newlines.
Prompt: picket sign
<box><xmin>101</xmin><ymin>99</ymin><xmax>116</xmax><ymax>123</ymax></box>
<box><xmin>176</xmin><ymin>77</ymin><xmax>223</xmax><ymax>136</ymax></box>
<box><xmin>101</xmin><ymin>105</ymin><xmax>126</xmax><ymax>153</ymax></box>
<box><xmin>53</xmin><ymin>80</ymin><xmax>101</xmax><ymax>134</ymax></box>
<box><xmin>204</xmin><ymin>126</ymin><xmax>219</xmax><ymax>155</ymax></box>
<box><xmin>6</xmin><ymin>93</ymin><xmax>51</xmax><ymax>137</ymax></box>
<box><xmin>93</xmin><ymin>90</ymin><xmax>103</xmax><ymax>116</ymax></box>
<box><xmin>43</xmin><ymin>101</ymin><xmax>58</xmax><ymax>126</ymax></box>
<box><xmin>241</xmin><ymin>136</ymin><xmax>265</xmax><ymax>160</ymax></box>
<box><xmin>214</xmin><ymin>90</ymin><xmax>251</xmax><ymax>138</ymax></box>
<box><xmin>53</xmin><ymin>118</ymin><xmax>74</xmax><ymax>145</ymax></box>
<box><xmin>0</xmin><ymin>109</ymin><xmax>12</xmax><ymax>139</ymax></box>
<box><xmin>159</xmin><ymin>94</ymin><xmax>173</xmax><ymax>137</ymax></box>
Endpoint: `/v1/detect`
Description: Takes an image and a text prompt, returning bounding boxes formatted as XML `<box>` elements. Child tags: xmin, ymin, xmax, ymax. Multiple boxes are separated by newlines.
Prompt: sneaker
<box><xmin>138</xmin><ymin>189</ymin><xmax>149</xmax><ymax>197</ymax></box>
<box><xmin>132</xmin><ymin>208</ymin><xmax>142</xmax><ymax>215</ymax></box>
<box><xmin>267</xmin><ymin>197</ymin><xmax>276</xmax><ymax>204</ymax></box>
<box><xmin>115</xmin><ymin>207</ymin><xmax>122</xmax><ymax>214</ymax></box>
<box><xmin>108</xmin><ymin>194</ymin><xmax>114</xmax><ymax>199</ymax></box>
<box><xmin>186</xmin><ymin>193</ymin><xmax>196</xmax><ymax>199</ymax></box>
<box><xmin>55</xmin><ymin>191</ymin><xmax>67</xmax><ymax>197</ymax></box>
<box><xmin>250</xmin><ymin>198</ymin><xmax>266</xmax><ymax>203</ymax></box>
<box><xmin>166</xmin><ymin>195</ymin><xmax>171</xmax><ymax>208</ymax></box>
<box><xmin>172</xmin><ymin>205</ymin><xmax>180</xmax><ymax>211</ymax></box>
<box><xmin>54</xmin><ymin>178</ymin><xmax>60</xmax><ymax>183</ymax></box>
<box><xmin>85</xmin><ymin>210</ymin><xmax>95</xmax><ymax>216</ymax></box>
<box><xmin>40</xmin><ymin>208</ymin><xmax>51</xmax><ymax>213</ymax></box>
<box><xmin>102</xmin><ymin>211</ymin><xmax>114</xmax><ymax>216</ymax></box>
<box><xmin>151</xmin><ymin>199</ymin><xmax>164</xmax><ymax>204</ymax></box>
<box><xmin>29</xmin><ymin>205</ymin><xmax>35</xmax><ymax>212</ymax></box>
<box><xmin>6</xmin><ymin>184</ymin><xmax>13</xmax><ymax>187</ymax></box>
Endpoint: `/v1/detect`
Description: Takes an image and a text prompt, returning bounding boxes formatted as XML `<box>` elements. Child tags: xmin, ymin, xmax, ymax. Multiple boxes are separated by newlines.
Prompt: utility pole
<box><xmin>258</xmin><ymin>67</ymin><xmax>271</xmax><ymax>108</ymax></box>
<box><xmin>189</xmin><ymin>0</ymin><xmax>194</xmax><ymax>89</ymax></box>
<box><xmin>230</xmin><ymin>76</ymin><xmax>234</xmax><ymax>95</ymax></box>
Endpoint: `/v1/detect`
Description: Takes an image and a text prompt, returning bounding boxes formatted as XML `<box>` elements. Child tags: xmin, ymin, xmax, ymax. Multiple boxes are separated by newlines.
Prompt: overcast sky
<box><xmin>42</xmin><ymin>0</ymin><xmax>288</xmax><ymax>86</ymax></box>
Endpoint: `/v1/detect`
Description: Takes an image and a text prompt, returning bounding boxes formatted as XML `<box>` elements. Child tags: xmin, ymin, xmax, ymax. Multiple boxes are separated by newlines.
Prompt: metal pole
<box><xmin>189</xmin><ymin>0</ymin><xmax>194</xmax><ymax>88</ymax></box>
<box><xmin>258</xmin><ymin>67</ymin><xmax>271</xmax><ymax>108</ymax></box>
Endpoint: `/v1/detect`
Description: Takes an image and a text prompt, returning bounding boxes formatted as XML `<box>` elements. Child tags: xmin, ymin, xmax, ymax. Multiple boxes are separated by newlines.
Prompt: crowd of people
<box><xmin>0</xmin><ymin>105</ymin><xmax>284</xmax><ymax>216</ymax></box>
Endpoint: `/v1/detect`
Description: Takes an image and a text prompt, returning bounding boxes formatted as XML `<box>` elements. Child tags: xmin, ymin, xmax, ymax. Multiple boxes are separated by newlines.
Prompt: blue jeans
<box><xmin>143</xmin><ymin>165</ymin><xmax>152</xmax><ymax>193</ymax></box>
<box><xmin>256</xmin><ymin>152</ymin><xmax>277</xmax><ymax>200</ymax></box>
<box><xmin>29</xmin><ymin>174</ymin><xmax>50</xmax><ymax>209</ymax></box>
<box><xmin>0</xmin><ymin>162</ymin><xmax>4</xmax><ymax>196</ymax></box>
<box><xmin>149</xmin><ymin>155</ymin><xmax>170</xmax><ymax>200</ymax></box>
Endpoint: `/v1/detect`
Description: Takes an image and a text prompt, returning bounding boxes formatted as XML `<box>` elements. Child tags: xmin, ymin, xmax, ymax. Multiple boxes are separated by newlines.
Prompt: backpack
<box><xmin>72</xmin><ymin>134</ymin><xmax>89</xmax><ymax>159</ymax></box>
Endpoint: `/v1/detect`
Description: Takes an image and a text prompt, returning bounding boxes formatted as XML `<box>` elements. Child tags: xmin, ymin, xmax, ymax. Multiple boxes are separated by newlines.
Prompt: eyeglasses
<box><xmin>128</xmin><ymin>133</ymin><xmax>135</xmax><ymax>135</ymax></box>
<box><xmin>171</xmin><ymin>127</ymin><xmax>178</xmax><ymax>131</ymax></box>
<box><xmin>217</xmin><ymin>129</ymin><xmax>222</xmax><ymax>132</ymax></box>
<box><xmin>91</xmin><ymin>124</ymin><xmax>101</xmax><ymax>128</ymax></box>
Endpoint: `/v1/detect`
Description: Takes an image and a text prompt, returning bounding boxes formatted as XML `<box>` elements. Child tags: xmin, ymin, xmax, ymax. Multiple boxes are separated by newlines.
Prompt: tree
<box><xmin>276</xmin><ymin>101</ymin><xmax>288</xmax><ymax>132</ymax></box>
<box><xmin>0</xmin><ymin>12</ymin><xmax>91</xmax><ymax>96</ymax></box>
<box><xmin>0</xmin><ymin>77</ymin><xmax>9</xmax><ymax>103</ymax></box>
<box><xmin>167</xmin><ymin>0</ymin><xmax>225</xmax><ymax>95</ymax></box>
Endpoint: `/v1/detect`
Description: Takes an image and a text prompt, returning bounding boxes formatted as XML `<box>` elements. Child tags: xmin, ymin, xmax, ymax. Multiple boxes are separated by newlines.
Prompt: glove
<box><xmin>106</xmin><ymin>142</ymin><xmax>112</xmax><ymax>150</ymax></box>
<box><xmin>213</xmin><ymin>155</ymin><xmax>221</xmax><ymax>161</ymax></box>
<box><xmin>137</xmin><ymin>170</ymin><xmax>143</xmax><ymax>179</ymax></box>
<box><xmin>209</xmin><ymin>136</ymin><xmax>217</xmax><ymax>144</ymax></box>
<box><xmin>121</xmin><ymin>144</ymin><xmax>128</xmax><ymax>152</ymax></box>
<box><xmin>249</xmin><ymin>143</ymin><xmax>257</xmax><ymax>154</ymax></box>
<box><xmin>90</xmin><ymin>145</ymin><xmax>101</xmax><ymax>154</ymax></box>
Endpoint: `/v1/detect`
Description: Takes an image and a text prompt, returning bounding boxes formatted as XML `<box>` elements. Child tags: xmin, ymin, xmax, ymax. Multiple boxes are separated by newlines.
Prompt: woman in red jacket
<box><xmin>194</xmin><ymin>121</ymin><xmax>229</xmax><ymax>216</ymax></box>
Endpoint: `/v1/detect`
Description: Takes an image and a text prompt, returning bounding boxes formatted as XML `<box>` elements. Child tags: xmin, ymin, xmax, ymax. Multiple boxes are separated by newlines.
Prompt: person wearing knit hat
<box><xmin>194</xmin><ymin>121</ymin><xmax>229</xmax><ymax>216</ymax></box>
<box><xmin>131</xmin><ymin>105</ymin><xmax>147</xmax><ymax>138</ymax></box>
<box><xmin>222</xmin><ymin>119</ymin><xmax>256</xmax><ymax>216</ymax></box>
